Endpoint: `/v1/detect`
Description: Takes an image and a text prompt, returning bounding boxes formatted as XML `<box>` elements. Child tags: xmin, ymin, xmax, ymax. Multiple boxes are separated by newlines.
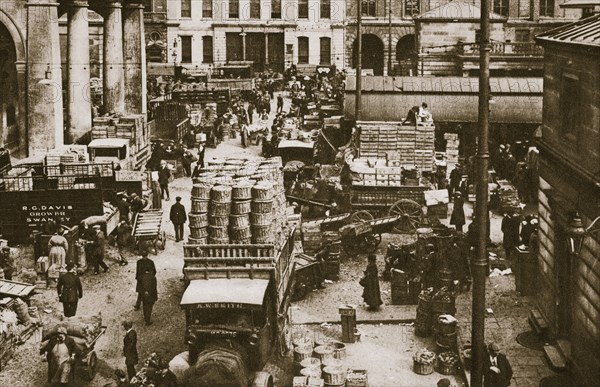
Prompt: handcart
<box><xmin>291</xmin><ymin>253</ymin><xmax>322</xmax><ymax>301</ymax></box>
<box><xmin>132</xmin><ymin>210</ymin><xmax>166</xmax><ymax>254</ymax></box>
<box><xmin>76</xmin><ymin>326</ymin><xmax>107</xmax><ymax>380</ymax></box>
<box><xmin>339</xmin><ymin>214</ymin><xmax>407</xmax><ymax>255</ymax></box>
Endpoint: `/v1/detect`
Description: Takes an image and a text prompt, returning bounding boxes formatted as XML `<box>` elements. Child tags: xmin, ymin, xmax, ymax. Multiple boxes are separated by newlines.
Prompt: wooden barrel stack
<box><xmin>188</xmin><ymin>183</ymin><xmax>210</xmax><ymax>244</ymax></box>
<box><xmin>208</xmin><ymin>185</ymin><xmax>232</xmax><ymax>244</ymax></box>
<box><xmin>414</xmin><ymin>289</ymin><xmax>434</xmax><ymax>337</ymax></box>
<box><xmin>251</xmin><ymin>181</ymin><xmax>274</xmax><ymax>244</ymax></box>
<box><xmin>230</xmin><ymin>180</ymin><xmax>253</xmax><ymax>243</ymax></box>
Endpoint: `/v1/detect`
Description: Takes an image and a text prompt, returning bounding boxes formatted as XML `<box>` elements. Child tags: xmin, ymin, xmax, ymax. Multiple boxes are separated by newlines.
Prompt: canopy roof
<box><xmin>181</xmin><ymin>279</ymin><xmax>270</xmax><ymax>307</ymax></box>
<box><xmin>88</xmin><ymin>138</ymin><xmax>130</xmax><ymax>148</ymax></box>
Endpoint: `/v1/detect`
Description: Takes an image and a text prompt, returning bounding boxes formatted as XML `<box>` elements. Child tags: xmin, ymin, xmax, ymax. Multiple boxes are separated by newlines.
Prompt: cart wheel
<box><xmin>350</xmin><ymin>210</ymin><xmax>374</xmax><ymax>224</ymax></box>
<box><xmin>86</xmin><ymin>351</ymin><xmax>98</xmax><ymax>380</ymax></box>
<box><xmin>388</xmin><ymin>199</ymin><xmax>423</xmax><ymax>234</ymax></box>
<box><xmin>363</xmin><ymin>233</ymin><xmax>382</xmax><ymax>253</ymax></box>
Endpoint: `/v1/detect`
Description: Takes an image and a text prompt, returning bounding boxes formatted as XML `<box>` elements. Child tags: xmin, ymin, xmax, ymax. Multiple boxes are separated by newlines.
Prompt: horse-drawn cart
<box><xmin>339</xmin><ymin>214</ymin><xmax>407</xmax><ymax>255</ymax></box>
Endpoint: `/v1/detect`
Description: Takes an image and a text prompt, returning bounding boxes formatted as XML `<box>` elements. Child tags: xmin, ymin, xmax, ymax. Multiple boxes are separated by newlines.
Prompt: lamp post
<box><xmin>172</xmin><ymin>39</ymin><xmax>178</xmax><ymax>66</ymax></box>
<box><xmin>565</xmin><ymin>212</ymin><xmax>600</xmax><ymax>255</ymax></box>
<box><xmin>355</xmin><ymin>0</ymin><xmax>362</xmax><ymax>121</ymax></box>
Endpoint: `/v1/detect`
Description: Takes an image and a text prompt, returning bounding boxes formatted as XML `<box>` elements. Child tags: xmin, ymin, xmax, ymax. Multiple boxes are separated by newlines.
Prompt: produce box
<box><xmin>346</xmin><ymin>369</ymin><xmax>368</xmax><ymax>387</ymax></box>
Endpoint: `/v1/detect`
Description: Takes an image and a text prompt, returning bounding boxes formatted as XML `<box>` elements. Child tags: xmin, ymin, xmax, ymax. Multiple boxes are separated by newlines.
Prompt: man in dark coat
<box><xmin>122</xmin><ymin>321</ymin><xmax>139</xmax><ymax>381</ymax></box>
<box><xmin>139</xmin><ymin>271</ymin><xmax>158</xmax><ymax>325</ymax></box>
<box><xmin>91</xmin><ymin>225</ymin><xmax>109</xmax><ymax>274</ymax></box>
<box><xmin>483</xmin><ymin>342</ymin><xmax>513</xmax><ymax>387</ymax></box>
<box><xmin>450</xmin><ymin>192</ymin><xmax>466</xmax><ymax>232</ymax></box>
<box><xmin>360</xmin><ymin>254</ymin><xmax>383</xmax><ymax>310</ymax></box>
<box><xmin>170</xmin><ymin>197</ymin><xmax>187</xmax><ymax>242</ymax></box>
<box><xmin>57</xmin><ymin>264</ymin><xmax>83</xmax><ymax>317</ymax></box>
<box><xmin>135</xmin><ymin>253</ymin><xmax>157</xmax><ymax>310</ymax></box>
<box><xmin>276</xmin><ymin>94</ymin><xmax>284</xmax><ymax>113</ymax></box>
<box><xmin>448</xmin><ymin>165</ymin><xmax>462</xmax><ymax>201</ymax></box>
<box><xmin>158</xmin><ymin>161</ymin><xmax>171</xmax><ymax>201</ymax></box>
<box><xmin>40</xmin><ymin>327</ymin><xmax>79</xmax><ymax>385</ymax></box>
<box><xmin>501</xmin><ymin>211</ymin><xmax>521</xmax><ymax>259</ymax></box>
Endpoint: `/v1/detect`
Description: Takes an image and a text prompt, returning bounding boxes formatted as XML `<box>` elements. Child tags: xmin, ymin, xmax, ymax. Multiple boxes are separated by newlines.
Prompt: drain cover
<box><xmin>539</xmin><ymin>374</ymin><xmax>576</xmax><ymax>387</ymax></box>
<box><xmin>516</xmin><ymin>330</ymin><xmax>544</xmax><ymax>351</ymax></box>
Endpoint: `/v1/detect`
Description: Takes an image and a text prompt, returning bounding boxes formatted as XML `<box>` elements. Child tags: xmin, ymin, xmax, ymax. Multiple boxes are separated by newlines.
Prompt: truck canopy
<box><xmin>88</xmin><ymin>139</ymin><xmax>130</xmax><ymax>148</ymax></box>
<box><xmin>181</xmin><ymin>279</ymin><xmax>270</xmax><ymax>310</ymax></box>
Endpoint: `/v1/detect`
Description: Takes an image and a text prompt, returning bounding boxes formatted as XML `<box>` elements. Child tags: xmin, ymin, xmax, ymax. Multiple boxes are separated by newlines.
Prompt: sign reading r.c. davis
<box><xmin>21</xmin><ymin>204</ymin><xmax>75</xmax><ymax>225</ymax></box>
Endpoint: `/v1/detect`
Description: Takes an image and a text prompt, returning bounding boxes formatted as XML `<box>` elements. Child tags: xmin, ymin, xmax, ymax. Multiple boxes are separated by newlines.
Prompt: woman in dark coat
<box><xmin>450</xmin><ymin>192</ymin><xmax>466</xmax><ymax>232</ymax></box>
<box><xmin>360</xmin><ymin>254</ymin><xmax>383</xmax><ymax>310</ymax></box>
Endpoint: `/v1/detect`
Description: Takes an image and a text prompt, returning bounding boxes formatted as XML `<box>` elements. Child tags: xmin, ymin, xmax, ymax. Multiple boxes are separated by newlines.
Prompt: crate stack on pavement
<box><xmin>444</xmin><ymin>133</ymin><xmax>460</xmax><ymax>171</ymax></box>
<box><xmin>187</xmin><ymin>157</ymin><xmax>289</xmax><ymax>246</ymax></box>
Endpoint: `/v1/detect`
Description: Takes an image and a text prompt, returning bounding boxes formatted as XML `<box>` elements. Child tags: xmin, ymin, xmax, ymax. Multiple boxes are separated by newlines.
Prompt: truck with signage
<box><xmin>172</xmin><ymin>228</ymin><xmax>296</xmax><ymax>387</ymax></box>
<box><xmin>0</xmin><ymin>163</ymin><xmax>147</xmax><ymax>243</ymax></box>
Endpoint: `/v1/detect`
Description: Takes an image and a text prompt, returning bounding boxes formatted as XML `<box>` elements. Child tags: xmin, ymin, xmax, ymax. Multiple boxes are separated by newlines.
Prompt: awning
<box><xmin>181</xmin><ymin>279</ymin><xmax>270</xmax><ymax>308</ymax></box>
<box><xmin>88</xmin><ymin>139</ymin><xmax>130</xmax><ymax>148</ymax></box>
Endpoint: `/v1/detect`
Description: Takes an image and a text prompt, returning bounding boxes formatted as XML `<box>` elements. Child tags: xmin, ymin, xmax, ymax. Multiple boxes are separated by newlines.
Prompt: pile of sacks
<box><xmin>41</xmin><ymin>315</ymin><xmax>103</xmax><ymax>353</ymax></box>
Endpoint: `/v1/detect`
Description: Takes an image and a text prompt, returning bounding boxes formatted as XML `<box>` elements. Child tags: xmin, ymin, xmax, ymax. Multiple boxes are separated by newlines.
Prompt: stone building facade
<box><xmin>0</xmin><ymin>0</ymin><xmax>147</xmax><ymax>157</ymax></box>
<box><xmin>534</xmin><ymin>15</ymin><xmax>600</xmax><ymax>387</ymax></box>
<box><xmin>163</xmin><ymin>0</ymin><xmax>345</xmax><ymax>74</ymax></box>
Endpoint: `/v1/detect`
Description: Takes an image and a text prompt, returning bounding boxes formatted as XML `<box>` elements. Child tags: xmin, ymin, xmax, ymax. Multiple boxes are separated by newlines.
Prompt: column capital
<box><xmin>63</xmin><ymin>0</ymin><xmax>89</xmax><ymax>8</ymax></box>
<box><xmin>100</xmin><ymin>0</ymin><xmax>123</xmax><ymax>9</ymax></box>
<box><xmin>123</xmin><ymin>0</ymin><xmax>145</xmax><ymax>8</ymax></box>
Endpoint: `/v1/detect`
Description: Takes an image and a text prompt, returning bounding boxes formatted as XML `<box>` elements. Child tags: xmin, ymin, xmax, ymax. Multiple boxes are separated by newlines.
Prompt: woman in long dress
<box><xmin>48</xmin><ymin>230</ymin><xmax>69</xmax><ymax>269</ymax></box>
<box><xmin>360</xmin><ymin>254</ymin><xmax>383</xmax><ymax>310</ymax></box>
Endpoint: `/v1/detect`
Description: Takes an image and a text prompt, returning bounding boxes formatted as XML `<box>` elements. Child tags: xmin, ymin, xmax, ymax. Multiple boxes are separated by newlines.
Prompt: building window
<box><xmin>540</xmin><ymin>0</ymin><xmax>555</xmax><ymax>16</ymax></box>
<box><xmin>144</xmin><ymin>0</ymin><xmax>154</xmax><ymax>12</ymax></box>
<box><xmin>181</xmin><ymin>0</ymin><xmax>191</xmax><ymax>17</ymax></box>
<box><xmin>203</xmin><ymin>36</ymin><xmax>213</xmax><ymax>63</ymax></box>
<box><xmin>250</xmin><ymin>0</ymin><xmax>260</xmax><ymax>18</ymax></box>
<box><xmin>226</xmin><ymin>33</ymin><xmax>243</xmax><ymax>62</ymax></box>
<box><xmin>362</xmin><ymin>0</ymin><xmax>375</xmax><ymax>16</ymax></box>
<box><xmin>560</xmin><ymin>74</ymin><xmax>580</xmax><ymax>138</ymax></box>
<box><xmin>229</xmin><ymin>0</ymin><xmax>239</xmax><ymax>18</ymax></box>
<box><xmin>181</xmin><ymin>36</ymin><xmax>192</xmax><ymax>63</ymax></box>
<box><xmin>298</xmin><ymin>37</ymin><xmax>309</xmax><ymax>64</ymax></box>
<box><xmin>320</xmin><ymin>37</ymin><xmax>331</xmax><ymax>65</ymax></box>
<box><xmin>272</xmin><ymin>0</ymin><xmax>281</xmax><ymax>18</ymax></box>
<box><xmin>493</xmin><ymin>0</ymin><xmax>509</xmax><ymax>17</ymax></box>
<box><xmin>321</xmin><ymin>0</ymin><xmax>330</xmax><ymax>19</ymax></box>
<box><xmin>299</xmin><ymin>0</ymin><xmax>309</xmax><ymax>18</ymax></box>
<box><xmin>202</xmin><ymin>0</ymin><xmax>213</xmax><ymax>18</ymax></box>
<box><xmin>405</xmin><ymin>0</ymin><xmax>419</xmax><ymax>16</ymax></box>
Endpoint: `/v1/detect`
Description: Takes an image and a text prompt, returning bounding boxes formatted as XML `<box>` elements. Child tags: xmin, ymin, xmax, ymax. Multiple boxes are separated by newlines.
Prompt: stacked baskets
<box><xmin>251</xmin><ymin>181</ymin><xmax>275</xmax><ymax>244</ymax></box>
<box><xmin>291</xmin><ymin>331</ymin><xmax>348</xmax><ymax>387</ymax></box>
<box><xmin>230</xmin><ymin>180</ymin><xmax>253</xmax><ymax>243</ymax></box>
<box><xmin>208</xmin><ymin>185</ymin><xmax>232</xmax><ymax>244</ymax></box>
<box><xmin>188</xmin><ymin>184</ymin><xmax>210</xmax><ymax>244</ymax></box>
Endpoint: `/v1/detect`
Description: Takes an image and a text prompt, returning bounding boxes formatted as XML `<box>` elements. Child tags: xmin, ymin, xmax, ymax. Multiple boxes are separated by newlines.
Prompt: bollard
<box><xmin>339</xmin><ymin>305</ymin><xmax>357</xmax><ymax>343</ymax></box>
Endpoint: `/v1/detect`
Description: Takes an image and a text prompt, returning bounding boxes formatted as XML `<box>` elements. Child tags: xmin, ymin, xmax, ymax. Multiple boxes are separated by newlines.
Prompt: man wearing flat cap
<box><xmin>169</xmin><ymin>196</ymin><xmax>187</xmax><ymax>242</ymax></box>
<box><xmin>40</xmin><ymin>326</ymin><xmax>79</xmax><ymax>386</ymax></box>
<box><xmin>484</xmin><ymin>342</ymin><xmax>513</xmax><ymax>387</ymax></box>
<box><xmin>57</xmin><ymin>263</ymin><xmax>83</xmax><ymax>317</ymax></box>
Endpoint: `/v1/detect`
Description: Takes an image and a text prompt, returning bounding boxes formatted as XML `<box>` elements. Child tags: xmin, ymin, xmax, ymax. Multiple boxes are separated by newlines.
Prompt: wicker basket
<box><xmin>251</xmin><ymin>182</ymin><xmax>274</xmax><ymax>200</ymax></box>
<box><xmin>208</xmin><ymin>201</ymin><xmax>231</xmax><ymax>217</ymax></box>
<box><xmin>231</xmin><ymin>200</ymin><xmax>252</xmax><ymax>215</ymax></box>
<box><xmin>251</xmin><ymin>224</ymin><xmax>272</xmax><ymax>239</ymax></box>
<box><xmin>189</xmin><ymin>227</ymin><xmax>208</xmax><ymax>239</ymax></box>
<box><xmin>191</xmin><ymin>199</ymin><xmax>209</xmax><ymax>214</ymax></box>
<box><xmin>208</xmin><ymin>215</ymin><xmax>229</xmax><ymax>227</ymax></box>
<box><xmin>230</xmin><ymin>226</ymin><xmax>252</xmax><ymax>241</ymax></box>
<box><xmin>191</xmin><ymin>184</ymin><xmax>212</xmax><ymax>200</ymax></box>
<box><xmin>188</xmin><ymin>213</ymin><xmax>208</xmax><ymax>228</ymax></box>
<box><xmin>250</xmin><ymin>212</ymin><xmax>272</xmax><ymax>226</ymax></box>
<box><xmin>193</xmin><ymin>173</ymin><xmax>217</xmax><ymax>185</ymax></box>
<box><xmin>413</xmin><ymin>360</ymin><xmax>434</xmax><ymax>375</ymax></box>
<box><xmin>208</xmin><ymin>226</ymin><xmax>228</xmax><ymax>239</ymax></box>
<box><xmin>208</xmin><ymin>236</ymin><xmax>230</xmax><ymax>244</ymax></box>
<box><xmin>210</xmin><ymin>185</ymin><xmax>233</xmax><ymax>203</ymax></box>
<box><xmin>323</xmin><ymin>366</ymin><xmax>346</xmax><ymax>385</ymax></box>
<box><xmin>229</xmin><ymin>214</ymin><xmax>250</xmax><ymax>228</ymax></box>
<box><xmin>187</xmin><ymin>236</ymin><xmax>207</xmax><ymax>245</ymax></box>
<box><xmin>251</xmin><ymin>200</ymin><xmax>273</xmax><ymax>214</ymax></box>
<box><xmin>436</xmin><ymin>358</ymin><xmax>459</xmax><ymax>375</ymax></box>
<box><xmin>232</xmin><ymin>182</ymin><xmax>253</xmax><ymax>200</ymax></box>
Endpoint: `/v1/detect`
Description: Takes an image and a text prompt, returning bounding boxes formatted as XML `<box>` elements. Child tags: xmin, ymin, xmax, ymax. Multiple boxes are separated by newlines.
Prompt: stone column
<box><xmin>15</xmin><ymin>61</ymin><xmax>27</xmax><ymax>158</ymax></box>
<box><xmin>66</xmin><ymin>0</ymin><xmax>92</xmax><ymax>143</ymax></box>
<box><xmin>26</xmin><ymin>0</ymin><xmax>64</xmax><ymax>156</ymax></box>
<box><xmin>123</xmin><ymin>1</ymin><xmax>147</xmax><ymax>115</ymax></box>
<box><xmin>103</xmin><ymin>1</ymin><xmax>125</xmax><ymax>114</ymax></box>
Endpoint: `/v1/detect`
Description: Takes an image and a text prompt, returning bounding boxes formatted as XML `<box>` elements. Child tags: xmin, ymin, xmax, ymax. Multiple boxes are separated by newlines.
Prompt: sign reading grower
<box><xmin>22</xmin><ymin>205</ymin><xmax>74</xmax><ymax>224</ymax></box>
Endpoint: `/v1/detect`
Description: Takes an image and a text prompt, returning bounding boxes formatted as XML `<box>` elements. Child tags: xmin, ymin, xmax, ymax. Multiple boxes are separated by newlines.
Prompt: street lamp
<box><xmin>565</xmin><ymin>212</ymin><xmax>600</xmax><ymax>255</ymax></box>
<box><xmin>172</xmin><ymin>39</ymin><xmax>178</xmax><ymax>66</ymax></box>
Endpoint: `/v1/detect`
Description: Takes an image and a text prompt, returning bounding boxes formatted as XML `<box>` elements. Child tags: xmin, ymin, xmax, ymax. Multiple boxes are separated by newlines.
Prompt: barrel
<box><xmin>208</xmin><ymin>215</ymin><xmax>229</xmax><ymax>227</ymax></box>
<box><xmin>251</xmin><ymin>200</ymin><xmax>273</xmax><ymax>214</ymax></box>
<box><xmin>189</xmin><ymin>213</ymin><xmax>208</xmax><ymax>228</ymax></box>
<box><xmin>208</xmin><ymin>226</ymin><xmax>228</xmax><ymax>239</ymax></box>
<box><xmin>300</xmin><ymin>367</ymin><xmax>321</xmax><ymax>378</ymax></box>
<box><xmin>230</xmin><ymin>227</ymin><xmax>252</xmax><ymax>242</ymax></box>
<box><xmin>232</xmin><ymin>182</ymin><xmax>253</xmax><ymax>200</ymax></box>
<box><xmin>208</xmin><ymin>202</ymin><xmax>231</xmax><ymax>217</ymax></box>
<box><xmin>330</xmin><ymin>341</ymin><xmax>346</xmax><ymax>360</ymax></box>
<box><xmin>294</xmin><ymin>346</ymin><xmax>313</xmax><ymax>363</ymax></box>
<box><xmin>210</xmin><ymin>185</ymin><xmax>232</xmax><ymax>203</ymax></box>
<box><xmin>323</xmin><ymin>366</ymin><xmax>346</xmax><ymax>386</ymax></box>
<box><xmin>299</xmin><ymin>357</ymin><xmax>321</xmax><ymax>372</ymax></box>
<box><xmin>435</xmin><ymin>315</ymin><xmax>458</xmax><ymax>349</ymax></box>
<box><xmin>391</xmin><ymin>269</ymin><xmax>410</xmax><ymax>305</ymax></box>
<box><xmin>191</xmin><ymin>184</ymin><xmax>212</xmax><ymax>200</ymax></box>
<box><xmin>189</xmin><ymin>227</ymin><xmax>208</xmax><ymax>239</ymax></box>
<box><xmin>293</xmin><ymin>336</ymin><xmax>314</xmax><ymax>351</ymax></box>
<box><xmin>431</xmin><ymin>298</ymin><xmax>456</xmax><ymax>317</ymax></box>
<box><xmin>250</xmin><ymin>212</ymin><xmax>272</xmax><ymax>226</ymax></box>
<box><xmin>315</xmin><ymin>336</ymin><xmax>335</xmax><ymax>348</ymax></box>
<box><xmin>322</xmin><ymin>231</ymin><xmax>339</xmax><ymax>244</ymax></box>
<box><xmin>251</xmin><ymin>182</ymin><xmax>274</xmax><ymax>200</ymax></box>
<box><xmin>194</xmin><ymin>173</ymin><xmax>217</xmax><ymax>185</ymax></box>
<box><xmin>313</xmin><ymin>345</ymin><xmax>334</xmax><ymax>363</ymax></box>
<box><xmin>231</xmin><ymin>200</ymin><xmax>252</xmax><ymax>215</ymax></box>
<box><xmin>229</xmin><ymin>214</ymin><xmax>250</xmax><ymax>228</ymax></box>
<box><xmin>208</xmin><ymin>237</ymin><xmax>229</xmax><ymax>244</ymax></box>
<box><xmin>321</xmin><ymin>358</ymin><xmax>343</xmax><ymax>370</ymax></box>
<box><xmin>187</xmin><ymin>236</ymin><xmax>207</xmax><ymax>245</ymax></box>
<box><xmin>251</xmin><ymin>225</ymin><xmax>272</xmax><ymax>243</ymax></box>
<box><xmin>191</xmin><ymin>199</ymin><xmax>209</xmax><ymax>214</ymax></box>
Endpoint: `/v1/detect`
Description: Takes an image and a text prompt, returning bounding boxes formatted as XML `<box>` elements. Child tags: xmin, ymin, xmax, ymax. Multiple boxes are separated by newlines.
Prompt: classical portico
<box><xmin>0</xmin><ymin>0</ymin><xmax>147</xmax><ymax>157</ymax></box>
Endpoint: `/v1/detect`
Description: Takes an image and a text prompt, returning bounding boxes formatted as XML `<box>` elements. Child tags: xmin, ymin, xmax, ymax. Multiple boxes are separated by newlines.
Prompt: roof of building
<box><xmin>536</xmin><ymin>14</ymin><xmax>600</xmax><ymax>48</ymax></box>
<box><xmin>414</xmin><ymin>2</ymin><xmax>507</xmax><ymax>21</ymax></box>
